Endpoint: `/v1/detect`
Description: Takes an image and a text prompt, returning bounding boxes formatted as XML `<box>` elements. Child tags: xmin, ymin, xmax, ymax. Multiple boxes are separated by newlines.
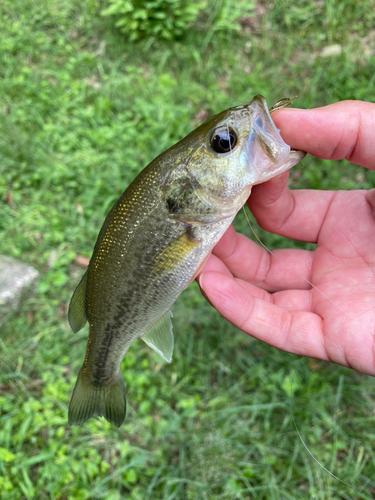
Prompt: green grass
<box><xmin>1</xmin><ymin>0</ymin><xmax>375</xmax><ymax>498</ymax></box>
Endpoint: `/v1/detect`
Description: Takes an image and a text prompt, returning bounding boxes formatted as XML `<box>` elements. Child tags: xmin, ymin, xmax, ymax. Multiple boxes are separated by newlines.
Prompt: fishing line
<box><xmin>289</xmin><ymin>368</ymin><xmax>354</xmax><ymax>489</ymax></box>
<box><xmin>242</xmin><ymin>206</ymin><xmax>368</xmax><ymax>489</ymax></box>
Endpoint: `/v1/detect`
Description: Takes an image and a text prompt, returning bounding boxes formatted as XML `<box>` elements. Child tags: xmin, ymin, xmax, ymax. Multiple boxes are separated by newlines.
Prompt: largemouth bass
<box><xmin>68</xmin><ymin>95</ymin><xmax>305</xmax><ymax>427</ymax></box>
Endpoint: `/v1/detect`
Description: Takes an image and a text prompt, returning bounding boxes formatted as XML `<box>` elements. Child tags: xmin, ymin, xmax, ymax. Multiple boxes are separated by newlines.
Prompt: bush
<box><xmin>101</xmin><ymin>0</ymin><xmax>208</xmax><ymax>41</ymax></box>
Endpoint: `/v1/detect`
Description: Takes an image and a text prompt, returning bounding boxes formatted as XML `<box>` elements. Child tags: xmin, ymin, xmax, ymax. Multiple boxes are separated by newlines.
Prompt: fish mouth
<box><xmin>242</xmin><ymin>95</ymin><xmax>306</xmax><ymax>185</ymax></box>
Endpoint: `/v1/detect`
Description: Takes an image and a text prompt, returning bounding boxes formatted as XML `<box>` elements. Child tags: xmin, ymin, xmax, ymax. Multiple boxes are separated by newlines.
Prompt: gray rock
<box><xmin>0</xmin><ymin>255</ymin><xmax>39</xmax><ymax>323</ymax></box>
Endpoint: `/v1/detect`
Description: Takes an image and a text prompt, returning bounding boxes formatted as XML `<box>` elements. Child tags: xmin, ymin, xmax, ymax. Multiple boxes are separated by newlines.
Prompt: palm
<box><xmin>309</xmin><ymin>191</ymin><xmax>375</xmax><ymax>373</ymax></box>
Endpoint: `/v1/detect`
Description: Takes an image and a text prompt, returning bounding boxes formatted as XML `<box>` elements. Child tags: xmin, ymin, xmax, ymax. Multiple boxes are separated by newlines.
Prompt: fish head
<box><xmin>162</xmin><ymin>95</ymin><xmax>305</xmax><ymax>223</ymax></box>
<box><xmin>188</xmin><ymin>95</ymin><xmax>305</xmax><ymax>197</ymax></box>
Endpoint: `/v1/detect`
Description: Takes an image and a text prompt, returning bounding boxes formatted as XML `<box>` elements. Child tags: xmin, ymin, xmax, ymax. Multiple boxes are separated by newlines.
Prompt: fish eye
<box><xmin>210</xmin><ymin>127</ymin><xmax>238</xmax><ymax>154</ymax></box>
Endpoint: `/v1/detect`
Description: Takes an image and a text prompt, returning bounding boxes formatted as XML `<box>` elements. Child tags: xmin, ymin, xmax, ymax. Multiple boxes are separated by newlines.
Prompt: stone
<box><xmin>320</xmin><ymin>44</ymin><xmax>342</xmax><ymax>58</ymax></box>
<box><xmin>0</xmin><ymin>255</ymin><xmax>39</xmax><ymax>323</ymax></box>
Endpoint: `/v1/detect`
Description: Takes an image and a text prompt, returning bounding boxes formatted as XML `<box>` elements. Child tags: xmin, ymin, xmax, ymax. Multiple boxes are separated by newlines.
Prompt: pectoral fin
<box><xmin>68</xmin><ymin>271</ymin><xmax>88</xmax><ymax>333</ymax></box>
<box><xmin>153</xmin><ymin>231</ymin><xmax>199</xmax><ymax>274</ymax></box>
<box><xmin>141</xmin><ymin>310</ymin><xmax>174</xmax><ymax>362</ymax></box>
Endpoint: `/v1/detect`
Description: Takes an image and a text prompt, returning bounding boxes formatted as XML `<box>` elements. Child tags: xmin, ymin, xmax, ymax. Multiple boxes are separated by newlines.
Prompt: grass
<box><xmin>1</xmin><ymin>0</ymin><xmax>375</xmax><ymax>498</ymax></box>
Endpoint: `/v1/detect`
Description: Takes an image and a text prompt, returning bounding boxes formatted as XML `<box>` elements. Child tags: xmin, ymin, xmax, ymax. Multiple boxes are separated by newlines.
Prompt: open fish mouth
<box><xmin>241</xmin><ymin>95</ymin><xmax>306</xmax><ymax>185</ymax></box>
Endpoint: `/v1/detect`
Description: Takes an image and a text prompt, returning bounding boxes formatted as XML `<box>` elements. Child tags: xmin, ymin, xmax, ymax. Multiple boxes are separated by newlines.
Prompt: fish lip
<box><xmin>251</xmin><ymin>95</ymin><xmax>306</xmax><ymax>161</ymax></box>
<box><xmin>241</xmin><ymin>95</ymin><xmax>305</xmax><ymax>184</ymax></box>
<box><xmin>250</xmin><ymin>95</ymin><xmax>287</xmax><ymax>162</ymax></box>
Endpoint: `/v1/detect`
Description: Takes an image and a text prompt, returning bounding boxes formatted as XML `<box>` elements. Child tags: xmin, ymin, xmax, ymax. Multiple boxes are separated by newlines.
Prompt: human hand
<box><xmin>197</xmin><ymin>100</ymin><xmax>375</xmax><ymax>376</ymax></box>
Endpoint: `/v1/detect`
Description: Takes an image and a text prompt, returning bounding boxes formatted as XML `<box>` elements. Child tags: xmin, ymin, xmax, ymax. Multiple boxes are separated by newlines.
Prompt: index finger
<box><xmin>272</xmin><ymin>100</ymin><xmax>375</xmax><ymax>170</ymax></box>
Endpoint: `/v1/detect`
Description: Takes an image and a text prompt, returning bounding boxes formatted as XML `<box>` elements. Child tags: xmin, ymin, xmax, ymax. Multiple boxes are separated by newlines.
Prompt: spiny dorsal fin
<box><xmin>140</xmin><ymin>310</ymin><xmax>174</xmax><ymax>363</ymax></box>
<box><xmin>68</xmin><ymin>271</ymin><xmax>88</xmax><ymax>333</ymax></box>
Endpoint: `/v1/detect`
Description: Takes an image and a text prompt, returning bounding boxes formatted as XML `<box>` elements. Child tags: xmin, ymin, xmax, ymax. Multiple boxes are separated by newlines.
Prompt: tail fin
<box><xmin>68</xmin><ymin>368</ymin><xmax>126</xmax><ymax>427</ymax></box>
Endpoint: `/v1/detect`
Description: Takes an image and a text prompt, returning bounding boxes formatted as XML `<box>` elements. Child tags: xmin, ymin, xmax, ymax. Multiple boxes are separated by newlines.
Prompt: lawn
<box><xmin>1</xmin><ymin>0</ymin><xmax>375</xmax><ymax>498</ymax></box>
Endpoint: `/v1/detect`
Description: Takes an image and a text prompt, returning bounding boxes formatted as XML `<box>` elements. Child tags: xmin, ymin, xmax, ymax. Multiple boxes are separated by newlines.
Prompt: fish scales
<box><xmin>67</xmin><ymin>95</ymin><xmax>305</xmax><ymax>427</ymax></box>
<box><xmin>85</xmin><ymin>164</ymin><xmax>229</xmax><ymax>376</ymax></box>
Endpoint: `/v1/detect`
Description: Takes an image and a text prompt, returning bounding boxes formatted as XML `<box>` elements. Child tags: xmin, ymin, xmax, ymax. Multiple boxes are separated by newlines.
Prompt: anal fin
<box><xmin>141</xmin><ymin>310</ymin><xmax>174</xmax><ymax>363</ymax></box>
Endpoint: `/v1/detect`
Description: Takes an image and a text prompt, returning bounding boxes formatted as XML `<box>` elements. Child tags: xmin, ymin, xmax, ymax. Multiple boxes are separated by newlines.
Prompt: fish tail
<box><xmin>68</xmin><ymin>368</ymin><xmax>126</xmax><ymax>427</ymax></box>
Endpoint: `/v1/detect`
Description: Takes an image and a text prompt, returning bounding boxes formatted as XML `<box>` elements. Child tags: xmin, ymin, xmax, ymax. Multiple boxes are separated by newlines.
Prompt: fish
<box><xmin>67</xmin><ymin>95</ymin><xmax>306</xmax><ymax>427</ymax></box>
